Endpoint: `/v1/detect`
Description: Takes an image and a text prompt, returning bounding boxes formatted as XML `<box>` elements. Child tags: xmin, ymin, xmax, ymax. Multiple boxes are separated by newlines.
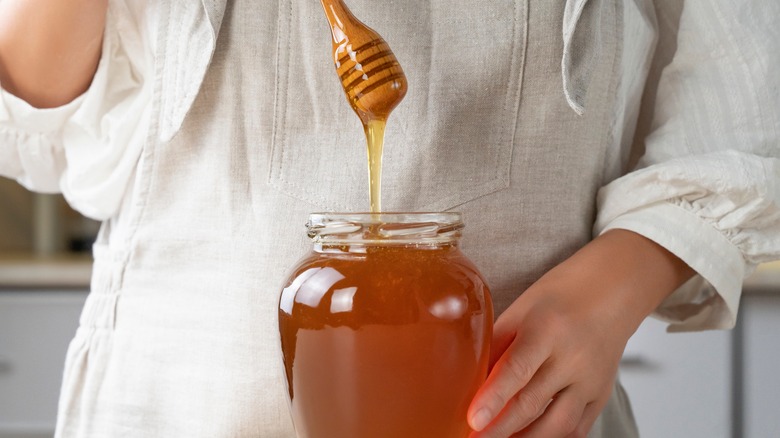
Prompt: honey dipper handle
<box><xmin>320</xmin><ymin>0</ymin><xmax>372</xmax><ymax>48</ymax></box>
<box><xmin>318</xmin><ymin>0</ymin><xmax>408</xmax><ymax>122</ymax></box>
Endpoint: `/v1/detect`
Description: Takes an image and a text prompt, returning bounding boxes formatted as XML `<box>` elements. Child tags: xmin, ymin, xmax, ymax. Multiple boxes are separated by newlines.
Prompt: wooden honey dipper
<box><xmin>319</xmin><ymin>0</ymin><xmax>408</xmax><ymax>213</ymax></box>
<box><xmin>319</xmin><ymin>0</ymin><xmax>408</xmax><ymax>124</ymax></box>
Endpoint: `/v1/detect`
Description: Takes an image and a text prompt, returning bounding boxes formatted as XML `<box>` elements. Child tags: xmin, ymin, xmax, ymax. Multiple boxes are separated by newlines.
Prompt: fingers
<box><xmin>568</xmin><ymin>392</ymin><xmax>611</xmax><ymax>438</ymax></box>
<box><xmin>472</xmin><ymin>365</ymin><xmax>566</xmax><ymax>437</ymax></box>
<box><xmin>488</xmin><ymin>325</ymin><xmax>516</xmax><ymax>370</ymax></box>
<box><xmin>515</xmin><ymin>388</ymin><xmax>585</xmax><ymax>438</ymax></box>
<box><xmin>535</xmin><ymin>388</ymin><xmax>611</xmax><ymax>438</ymax></box>
<box><xmin>489</xmin><ymin>301</ymin><xmax>535</xmax><ymax>369</ymax></box>
<box><xmin>469</xmin><ymin>336</ymin><xmax>552</xmax><ymax>432</ymax></box>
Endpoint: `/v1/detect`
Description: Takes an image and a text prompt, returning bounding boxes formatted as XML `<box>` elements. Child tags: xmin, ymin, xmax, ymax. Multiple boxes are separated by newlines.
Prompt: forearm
<box><xmin>0</xmin><ymin>0</ymin><xmax>108</xmax><ymax>108</ymax></box>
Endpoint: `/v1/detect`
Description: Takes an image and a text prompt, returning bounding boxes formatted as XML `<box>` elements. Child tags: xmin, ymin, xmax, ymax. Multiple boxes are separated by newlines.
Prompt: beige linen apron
<box><xmin>56</xmin><ymin>0</ymin><xmax>639</xmax><ymax>436</ymax></box>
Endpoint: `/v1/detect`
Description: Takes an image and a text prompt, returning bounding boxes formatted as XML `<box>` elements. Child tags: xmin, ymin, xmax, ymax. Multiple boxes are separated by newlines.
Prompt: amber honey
<box><xmin>279</xmin><ymin>218</ymin><xmax>493</xmax><ymax>438</ymax></box>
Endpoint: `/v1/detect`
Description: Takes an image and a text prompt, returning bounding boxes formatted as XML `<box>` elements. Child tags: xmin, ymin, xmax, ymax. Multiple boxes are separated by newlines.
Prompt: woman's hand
<box><xmin>468</xmin><ymin>229</ymin><xmax>694</xmax><ymax>437</ymax></box>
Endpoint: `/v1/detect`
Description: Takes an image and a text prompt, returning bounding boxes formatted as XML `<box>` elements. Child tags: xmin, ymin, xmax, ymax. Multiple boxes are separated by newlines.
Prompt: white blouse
<box><xmin>1</xmin><ymin>0</ymin><xmax>779</xmax><ymax>333</ymax></box>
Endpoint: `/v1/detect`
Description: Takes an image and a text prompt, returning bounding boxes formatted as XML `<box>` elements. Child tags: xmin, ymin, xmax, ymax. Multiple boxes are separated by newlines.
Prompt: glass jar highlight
<box><xmin>278</xmin><ymin>212</ymin><xmax>493</xmax><ymax>438</ymax></box>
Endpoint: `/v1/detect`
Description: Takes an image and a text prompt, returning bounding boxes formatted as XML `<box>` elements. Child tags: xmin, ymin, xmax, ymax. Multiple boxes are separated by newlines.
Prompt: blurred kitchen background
<box><xmin>0</xmin><ymin>177</ymin><xmax>779</xmax><ymax>438</ymax></box>
<box><xmin>0</xmin><ymin>179</ymin><xmax>96</xmax><ymax>438</ymax></box>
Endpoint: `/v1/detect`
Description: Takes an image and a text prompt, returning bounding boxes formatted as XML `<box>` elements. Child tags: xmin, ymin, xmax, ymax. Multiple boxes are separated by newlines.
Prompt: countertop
<box><xmin>743</xmin><ymin>260</ymin><xmax>780</xmax><ymax>293</ymax></box>
<box><xmin>0</xmin><ymin>254</ymin><xmax>779</xmax><ymax>292</ymax></box>
<box><xmin>0</xmin><ymin>253</ymin><xmax>92</xmax><ymax>289</ymax></box>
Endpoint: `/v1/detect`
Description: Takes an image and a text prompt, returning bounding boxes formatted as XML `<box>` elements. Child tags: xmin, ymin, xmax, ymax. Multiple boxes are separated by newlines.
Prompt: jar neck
<box><xmin>311</xmin><ymin>241</ymin><xmax>460</xmax><ymax>255</ymax></box>
<box><xmin>306</xmin><ymin>212</ymin><xmax>464</xmax><ymax>248</ymax></box>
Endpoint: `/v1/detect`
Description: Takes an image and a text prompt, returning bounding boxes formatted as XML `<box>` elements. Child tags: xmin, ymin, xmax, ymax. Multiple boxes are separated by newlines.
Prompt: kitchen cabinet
<box><xmin>0</xmin><ymin>290</ymin><xmax>87</xmax><ymax>438</ymax></box>
<box><xmin>620</xmin><ymin>317</ymin><xmax>732</xmax><ymax>438</ymax></box>
<box><xmin>742</xmin><ymin>293</ymin><xmax>780</xmax><ymax>438</ymax></box>
<box><xmin>621</xmin><ymin>261</ymin><xmax>780</xmax><ymax>438</ymax></box>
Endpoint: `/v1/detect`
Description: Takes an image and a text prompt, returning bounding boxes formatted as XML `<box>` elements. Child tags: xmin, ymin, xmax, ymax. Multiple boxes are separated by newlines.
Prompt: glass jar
<box><xmin>278</xmin><ymin>212</ymin><xmax>493</xmax><ymax>438</ymax></box>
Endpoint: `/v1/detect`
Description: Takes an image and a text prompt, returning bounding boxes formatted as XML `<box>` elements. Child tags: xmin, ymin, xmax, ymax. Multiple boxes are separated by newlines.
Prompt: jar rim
<box><xmin>306</xmin><ymin>212</ymin><xmax>464</xmax><ymax>245</ymax></box>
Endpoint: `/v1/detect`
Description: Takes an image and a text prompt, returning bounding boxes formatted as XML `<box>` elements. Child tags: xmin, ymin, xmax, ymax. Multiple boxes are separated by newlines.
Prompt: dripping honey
<box><xmin>321</xmin><ymin>0</ymin><xmax>408</xmax><ymax>212</ymax></box>
<box><xmin>363</xmin><ymin>119</ymin><xmax>385</xmax><ymax>212</ymax></box>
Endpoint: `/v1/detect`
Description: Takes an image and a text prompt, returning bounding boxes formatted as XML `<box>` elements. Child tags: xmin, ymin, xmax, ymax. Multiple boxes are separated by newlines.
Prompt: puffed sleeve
<box><xmin>594</xmin><ymin>1</ymin><xmax>780</xmax><ymax>331</ymax></box>
<box><xmin>0</xmin><ymin>1</ymin><xmax>151</xmax><ymax>220</ymax></box>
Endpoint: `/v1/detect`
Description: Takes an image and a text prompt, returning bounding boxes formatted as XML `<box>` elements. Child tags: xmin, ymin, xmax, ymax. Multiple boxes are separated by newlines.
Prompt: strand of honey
<box><xmin>363</xmin><ymin>119</ymin><xmax>386</xmax><ymax>213</ymax></box>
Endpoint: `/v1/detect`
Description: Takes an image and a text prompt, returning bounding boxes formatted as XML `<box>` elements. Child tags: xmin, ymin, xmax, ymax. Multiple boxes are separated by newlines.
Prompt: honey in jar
<box><xmin>278</xmin><ymin>212</ymin><xmax>493</xmax><ymax>438</ymax></box>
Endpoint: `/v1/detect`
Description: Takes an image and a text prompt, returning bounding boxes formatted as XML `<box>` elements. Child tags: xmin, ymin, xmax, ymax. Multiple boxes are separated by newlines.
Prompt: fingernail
<box><xmin>470</xmin><ymin>408</ymin><xmax>492</xmax><ymax>431</ymax></box>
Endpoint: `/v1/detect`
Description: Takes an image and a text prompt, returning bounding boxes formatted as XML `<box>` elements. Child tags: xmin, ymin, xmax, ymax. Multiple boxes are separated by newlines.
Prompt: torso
<box><xmin>60</xmin><ymin>1</ymin><xmax>648</xmax><ymax>436</ymax></box>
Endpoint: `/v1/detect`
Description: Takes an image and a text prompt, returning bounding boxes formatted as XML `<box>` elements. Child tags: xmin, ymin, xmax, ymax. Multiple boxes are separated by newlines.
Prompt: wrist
<box><xmin>536</xmin><ymin>229</ymin><xmax>695</xmax><ymax>339</ymax></box>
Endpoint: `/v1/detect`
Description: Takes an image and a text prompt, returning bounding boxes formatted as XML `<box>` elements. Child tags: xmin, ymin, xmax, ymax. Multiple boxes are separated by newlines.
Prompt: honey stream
<box><xmin>363</xmin><ymin>119</ymin><xmax>385</xmax><ymax>212</ymax></box>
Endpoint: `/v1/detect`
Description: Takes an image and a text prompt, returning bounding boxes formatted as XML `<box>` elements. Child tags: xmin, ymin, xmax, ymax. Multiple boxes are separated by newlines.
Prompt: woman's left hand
<box><xmin>467</xmin><ymin>229</ymin><xmax>694</xmax><ymax>437</ymax></box>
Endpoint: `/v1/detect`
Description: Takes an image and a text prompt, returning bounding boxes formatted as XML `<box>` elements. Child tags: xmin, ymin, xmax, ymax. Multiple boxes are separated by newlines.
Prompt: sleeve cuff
<box><xmin>596</xmin><ymin>201</ymin><xmax>746</xmax><ymax>332</ymax></box>
<box><xmin>0</xmin><ymin>86</ymin><xmax>86</xmax><ymax>134</ymax></box>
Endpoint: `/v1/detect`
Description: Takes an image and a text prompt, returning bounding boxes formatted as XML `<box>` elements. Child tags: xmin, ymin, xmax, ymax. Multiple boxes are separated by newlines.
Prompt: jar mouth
<box><xmin>306</xmin><ymin>212</ymin><xmax>464</xmax><ymax>245</ymax></box>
